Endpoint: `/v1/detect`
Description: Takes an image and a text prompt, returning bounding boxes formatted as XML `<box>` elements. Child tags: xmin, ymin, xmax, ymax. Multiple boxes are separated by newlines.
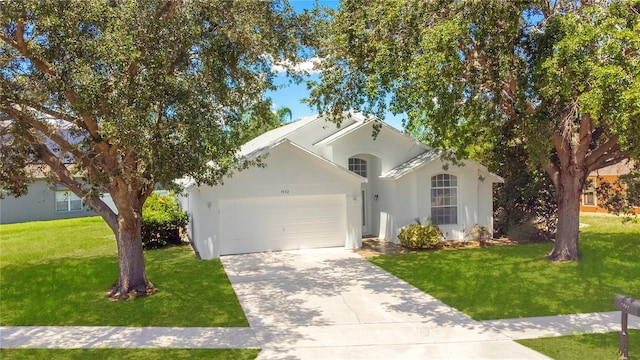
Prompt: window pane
<box><xmin>430</xmin><ymin>174</ymin><xmax>458</xmax><ymax>225</ymax></box>
<box><xmin>55</xmin><ymin>191</ymin><xmax>69</xmax><ymax>202</ymax></box>
<box><xmin>431</xmin><ymin>207</ymin><xmax>457</xmax><ymax>225</ymax></box>
<box><xmin>56</xmin><ymin>191</ymin><xmax>69</xmax><ymax>212</ymax></box>
<box><xmin>584</xmin><ymin>191</ymin><xmax>595</xmax><ymax>206</ymax></box>
<box><xmin>70</xmin><ymin>199</ymin><xmax>82</xmax><ymax>211</ymax></box>
<box><xmin>348</xmin><ymin>158</ymin><xmax>367</xmax><ymax>178</ymax></box>
<box><xmin>56</xmin><ymin>190</ymin><xmax>83</xmax><ymax>212</ymax></box>
<box><xmin>56</xmin><ymin>200</ymin><xmax>68</xmax><ymax>212</ymax></box>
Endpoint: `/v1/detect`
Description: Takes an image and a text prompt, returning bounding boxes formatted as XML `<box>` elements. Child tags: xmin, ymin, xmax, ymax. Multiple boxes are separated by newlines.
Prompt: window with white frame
<box><xmin>431</xmin><ymin>174</ymin><xmax>457</xmax><ymax>225</ymax></box>
<box><xmin>348</xmin><ymin>157</ymin><xmax>367</xmax><ymax>178</ymax></box>
<box><xmin>583</xmin><ymin>189</ymin><xmax>596</xmax><ymax>206</ymax></box>
<box><xmin>55</xmin><ymin>190</ymin><xmax>83</xmax><ymax>212</ymax></box>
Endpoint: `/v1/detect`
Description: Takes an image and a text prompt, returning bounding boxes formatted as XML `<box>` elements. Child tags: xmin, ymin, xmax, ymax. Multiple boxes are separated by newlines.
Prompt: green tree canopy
<box><xmin>239</xmin><ymin>106</ymin><xmax>293</xmax><ymax>143</ymax></box>
<box><xmin>0</xmin><ymin>0</ymin><xmax>310</xmax><ymax>298</ymax></box>
<box><xmin>310</xmin><ymin>0</ymin><xmax>640</xmax><ymax>261</ymax></box>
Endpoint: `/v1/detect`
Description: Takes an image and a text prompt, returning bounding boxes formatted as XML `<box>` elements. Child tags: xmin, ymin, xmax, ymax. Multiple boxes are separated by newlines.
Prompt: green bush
<box><xmin>141</xmin><ymin>193</ymin><xmax>188</xmax><ymax>250</ymax></box>
<box><xmin>398</xmin><ymin>221</ymin><xmax>443</xmax><ymax>249</ymax></box>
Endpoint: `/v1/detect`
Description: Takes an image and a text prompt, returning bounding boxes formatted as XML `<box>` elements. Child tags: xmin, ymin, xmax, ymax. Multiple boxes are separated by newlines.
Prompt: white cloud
<box><xmin>271</xmin><ymin>57</ymin><xmax>323</xmax><ymax>74</ymax></box>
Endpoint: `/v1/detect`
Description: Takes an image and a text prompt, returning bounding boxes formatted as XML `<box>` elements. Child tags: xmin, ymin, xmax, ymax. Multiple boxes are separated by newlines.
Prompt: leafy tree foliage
<box><xmin>0</xmin><ymin>0</ymin><xmax>309</xmax><ymax>298</ymax></box>
<box><xmin>239</xmin><ymin>106</ymin><xmax>293</xmax><ymax>144</ymax></box>
<box><xmin>488</xmin><ymin>136</ymin><xmax>558</xmax><ymax>241</ymax></box>
<box><xmin>310</xmin><ymin>1</ymin><xmax>640</xmax><ymax>261</ymax></box>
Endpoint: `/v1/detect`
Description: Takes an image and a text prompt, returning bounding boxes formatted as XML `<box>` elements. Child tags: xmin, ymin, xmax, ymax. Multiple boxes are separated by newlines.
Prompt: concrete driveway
<box><xmin>221</xmin><ymin>247</ymin><xmax>549</xmax><ymax>359</ymax></box>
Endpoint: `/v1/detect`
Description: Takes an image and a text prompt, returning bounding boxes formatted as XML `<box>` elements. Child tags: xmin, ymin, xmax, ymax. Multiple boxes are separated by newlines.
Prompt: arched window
<box><xmin>431</xmin><ymin>174</ymin><xmax>457</xmax><ymax>225</ymax></box>
<box><xmin>348</xmin><ymin>157</ymin><xmax>367</xmax><ymax>178</ymax></box>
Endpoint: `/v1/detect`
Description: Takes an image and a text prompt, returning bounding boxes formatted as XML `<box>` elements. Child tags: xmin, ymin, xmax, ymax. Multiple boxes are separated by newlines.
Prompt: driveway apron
<box><xmin>221</xmin><ymin>248</ymin><xmax>549</xmax><ymax>359</ymax></box>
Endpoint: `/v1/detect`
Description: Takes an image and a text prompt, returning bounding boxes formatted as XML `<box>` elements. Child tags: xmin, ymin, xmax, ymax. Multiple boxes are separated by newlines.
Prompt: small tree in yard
<box><xmin>310</xmin><ymin>1</ymin><xmax>640</xmax><ymax>261</ymax></box>
<box><xmin>0</xmin><ymin>0</ymin><xmax>309</xmax><ymax>299</ymax></box>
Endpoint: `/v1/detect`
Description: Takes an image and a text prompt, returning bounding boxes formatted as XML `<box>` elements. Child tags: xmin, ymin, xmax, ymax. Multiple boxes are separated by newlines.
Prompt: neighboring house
<box><xmin>0</xmin><ymin>165</ymin><xmax>104</xmax><ymax>224</ymax></box>
<box><xmin>580</xmin><ymin>161</ymin><xmax>639</xmax><ymax>214</ymax></box>
<box><xmin>179</xmin><ymin>112</ymin><xmax>503</xmax><ymax>259</ymax></box>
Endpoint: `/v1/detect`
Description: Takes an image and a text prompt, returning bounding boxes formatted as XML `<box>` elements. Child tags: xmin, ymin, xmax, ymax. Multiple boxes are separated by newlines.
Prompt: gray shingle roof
<box><xmin>380</xmin><ymin>150</ymin><xmax>442</xmax><ymax>179</ymax></box>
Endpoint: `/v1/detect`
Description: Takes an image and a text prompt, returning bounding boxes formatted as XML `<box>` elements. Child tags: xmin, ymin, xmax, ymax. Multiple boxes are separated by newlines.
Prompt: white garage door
<box><xmin>219</xmin><ymin>195</ymin><xmax>346</xmax><ymax>255</ymax></box>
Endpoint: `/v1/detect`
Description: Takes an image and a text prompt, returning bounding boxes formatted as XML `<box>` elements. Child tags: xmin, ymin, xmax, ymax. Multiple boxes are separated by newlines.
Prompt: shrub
<box><xmin>141</xmin><ymin>193</ymin><xmax>188</xmax><ymax>250</ymax></box>
<box><xmin>398</xmin><ymin>220</ymin><xmax>443</xmax><ymax>249</ymax></box>
<box><xmin>466</xmin><ymin>224</ymin><xmax>492</xmax><ymax>246</ymax></box>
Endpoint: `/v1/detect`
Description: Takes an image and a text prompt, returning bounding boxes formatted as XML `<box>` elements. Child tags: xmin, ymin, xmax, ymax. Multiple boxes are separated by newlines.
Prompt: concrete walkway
<box><xmin>2</xmin><ymin>247</ymin><xmax>639</xmax><ymax>359</ymax></box>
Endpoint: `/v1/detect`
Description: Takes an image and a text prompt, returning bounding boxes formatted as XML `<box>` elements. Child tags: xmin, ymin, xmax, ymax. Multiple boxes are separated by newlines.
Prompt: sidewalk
<box><xmin>1</xmin><ymin>311</ymin><xmax>638</xmax><ymax>349</ymax></box>
<box><xmin>480</xmin><ymin>311</ymin><xmax>640</xmax><ymax>340</ymax></box>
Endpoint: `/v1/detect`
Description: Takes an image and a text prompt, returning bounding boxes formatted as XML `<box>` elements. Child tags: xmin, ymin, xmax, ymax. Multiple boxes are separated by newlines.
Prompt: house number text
<box><xmin>281</xmin><ymin>189</ymin><xmax>290</xmax><ymax>195</ymax></box>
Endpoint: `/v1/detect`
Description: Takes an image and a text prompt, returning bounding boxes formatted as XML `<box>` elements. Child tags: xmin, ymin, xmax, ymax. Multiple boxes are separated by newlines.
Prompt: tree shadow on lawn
<box><xmin>369</xmin><ymin>233</ymin><xmax>639</xmax><ymax>320</ymax></box>
<box><xmin>0</xmin><ymin>247</ymin><xmax>247</xmax><ymax>327</ymax></box>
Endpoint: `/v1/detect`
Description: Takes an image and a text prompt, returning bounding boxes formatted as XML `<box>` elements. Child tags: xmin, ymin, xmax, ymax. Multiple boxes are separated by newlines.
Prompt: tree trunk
<box><xmin>108</xmin><ymin>195</ymin><xmax>155</xmax><ymax>299</ymax></box>
<box><xmin>547</xmin><ymin>168</ymin><xmax>585</xmax><ymax>261</ymax></box>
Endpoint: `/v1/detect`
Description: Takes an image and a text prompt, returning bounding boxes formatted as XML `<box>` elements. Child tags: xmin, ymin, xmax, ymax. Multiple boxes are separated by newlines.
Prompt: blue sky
<box><xmin>266</xmin><ymin>0</ymin><xmax>405</xmax><ymax>130</ymax></box>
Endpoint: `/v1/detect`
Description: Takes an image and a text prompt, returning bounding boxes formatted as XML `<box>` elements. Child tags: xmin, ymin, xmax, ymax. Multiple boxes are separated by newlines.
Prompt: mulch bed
<box><xmin>355</xmin><ymin>237</ymin><xmax>519</xmax><ymax>258</ymax></box>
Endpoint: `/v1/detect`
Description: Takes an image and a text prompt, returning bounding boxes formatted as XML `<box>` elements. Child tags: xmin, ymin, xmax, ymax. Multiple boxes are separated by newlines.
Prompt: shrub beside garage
<box><xmin>142</xmin><ymin>193</ymin><xmax>188</xmax><ymax>250</ymax></box>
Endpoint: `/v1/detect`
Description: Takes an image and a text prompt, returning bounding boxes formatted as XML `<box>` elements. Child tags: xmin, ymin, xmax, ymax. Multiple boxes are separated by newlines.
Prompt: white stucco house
<box><xmin>179</xmin><ymin>112</ymin><xmax>503</xmax><ymax>259</ymax></box>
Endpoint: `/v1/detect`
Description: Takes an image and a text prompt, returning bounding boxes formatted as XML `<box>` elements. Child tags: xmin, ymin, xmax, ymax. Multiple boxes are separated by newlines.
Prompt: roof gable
<box><xmin>248</xmin><ymin>138</ymin><xmax>366</xmax><ymax>183</ymax></box>
<box><xmin>239</xmin><ymin>113</ymin><xmax>360</xmax><ymax>157</ymax></box>
<box><xmin>314</xmin><ymin>116</ymin><xmax>428</xmax><ymax>152</ymax></box>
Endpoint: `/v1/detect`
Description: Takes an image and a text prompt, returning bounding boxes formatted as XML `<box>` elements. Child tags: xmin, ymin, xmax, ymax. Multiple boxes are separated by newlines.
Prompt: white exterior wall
<box><xmin>477</xmin><ymin>173</ymin><xmax>495</xmax><ymax>234</ymax></box>
<box><xmin>377</xmin><ymin>179</ymin><xmax>397</xmax><ymax>241</ymax></box>
<box><xmin>412</xmin><ymin>159</ymin><xmax>491</xmax><ymax>240</ymax></box>
<box><xmin>179</xmin><ymin>188</ymin><xmax>222</xmax><ymax>260</ymax></box>
<box><xmin>287</xmin><ymin>118</ymin><xmax>355</xmax><ymax>158</ymax></box>
<box><xmin>329</xmin><ymin>124</ymin><xmax>426</xmax><ymax>173</ymax></box>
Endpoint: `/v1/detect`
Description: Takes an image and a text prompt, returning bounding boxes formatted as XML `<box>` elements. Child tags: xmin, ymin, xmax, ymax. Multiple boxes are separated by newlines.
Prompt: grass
<box><xmin>517</xmin><ymin>330</ymin><xmax>640</xmax><ymax>360</ymax></box>
<box><xmin>369</xmin><ymin>214</ymin><xmax>640</xmax><ymax>320</ymax></box>
<box><xmin>0</xmin><ymin>217</ymin><xmax>248</xmax><ymax>327</ymax></box>
<box><xmin>0</xmin><ymin>349</ymin><xmax>260</xmax><ymax>360</ymax></box>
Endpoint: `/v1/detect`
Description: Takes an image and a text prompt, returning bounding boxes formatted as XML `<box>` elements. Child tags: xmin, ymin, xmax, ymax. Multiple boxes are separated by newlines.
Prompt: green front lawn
<box><xmin>0</xmin><ymin>349</ymin><xmax>260</xmax><ymax>360</ymax></box>
<box><xmin>370</xmin><ymin>214</ymin><xmax>640</xmax><ymax>320</ymax></box>
<box><xmin>0</xmin><ymin>217</ymin><xmax>247</xmax><ymax>327</ymax></box>
<box><xmin>518</xmin><ymin>330</ymin><xmax>640</xmax><ymax>360</ymax></box>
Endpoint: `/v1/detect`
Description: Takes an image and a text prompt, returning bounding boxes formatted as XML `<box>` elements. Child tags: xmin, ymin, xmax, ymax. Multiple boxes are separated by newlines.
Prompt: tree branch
<box><xmin>158</xmin><ymin>0</ymin><xmax>180</xmax><ymax>21</ymax></box>
<box><xmin>2</xmin><ymin>23</ymin><xmax>103</xmax><ymax>142</ymax></box>
<box><xmin>551</xmin><ymin>131</ymin><xmax>571</xmax><ymax>169</ymax></box>
<box><xmin>592</xmin><ymin>152</ymin><xmax>630</xmax><ymax>171</ymax></box>
<box><xmin>576</xmin><ymin>113</ymin><xmax>594</xmax><ymax>161</ymax></box>
<box><xmin>0</xmin><ymin>21</ymin><xmax>54</xmax><ymax>76</ymax></box>
<box><xmin>545</xmin><ymin>159</ymin><xmax>560</xmax><ymax>189</ymax></box>
<box><xmin>1</xmin><ymin>104</ymin><xmax>90</xmax><ymax>168</ymax></box>
<box><xmin>586</xmin><ymin>147</ymin><xmax>629</xmax><ymax>173</ymax></box>
<box><xmin>584</xmin><ymin>134</ymin><xmax>624</xmax><ymax>170</ymax></box>
<box><xmin>26</xmin><ymin>130</ymin><xmax>118</xmax><ymax>230</ymax></box>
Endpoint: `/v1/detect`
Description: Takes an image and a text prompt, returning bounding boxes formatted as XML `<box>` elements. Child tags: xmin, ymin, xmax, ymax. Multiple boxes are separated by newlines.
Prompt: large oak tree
<box><xmin>309</xmin><ymin>0</ymin><xmax>640</xmax><ymax>261</ymax></box>
<box><xmin>0</xmin><ymin>0</ymin><xmax>308</xmax><ymax>298</ymax></box>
